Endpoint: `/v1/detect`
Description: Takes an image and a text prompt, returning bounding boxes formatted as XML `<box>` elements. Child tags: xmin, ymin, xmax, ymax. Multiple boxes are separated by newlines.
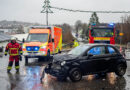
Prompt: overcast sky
<box><xmin>0</xmin><ymin>0</ymin><xmax>130</xmax><ymax>25</ymax></box>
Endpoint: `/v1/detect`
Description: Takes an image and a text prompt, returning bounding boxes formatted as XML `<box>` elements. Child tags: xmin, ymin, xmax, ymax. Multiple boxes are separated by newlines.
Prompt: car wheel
<box><xmin>115</xmin><ymin>64</ymin><xmax>126</xmax><ymax>77</ymax></box>
<box><xmin>69</xmin><ymin>68</ymin><xmax>82</xmax><ymax>82</ymax></box>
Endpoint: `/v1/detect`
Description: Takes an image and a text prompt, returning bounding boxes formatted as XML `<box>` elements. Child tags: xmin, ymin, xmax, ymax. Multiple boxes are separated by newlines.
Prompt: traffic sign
<box><xmin>119</xmin><ymin>33</ymin><xmax>124</xmax><ymax>36</ymax></box>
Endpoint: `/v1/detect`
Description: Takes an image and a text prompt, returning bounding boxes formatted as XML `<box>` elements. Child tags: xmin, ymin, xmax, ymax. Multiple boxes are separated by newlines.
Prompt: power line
<box><xmin>41</xmin><ymin>0</ymin><xmax>130</xmax><ymax>25</ymax></box>
<box><xmin>51</xmin><ymin>6</ymin><xmax>130</xmax><ymax>13</ymax></box>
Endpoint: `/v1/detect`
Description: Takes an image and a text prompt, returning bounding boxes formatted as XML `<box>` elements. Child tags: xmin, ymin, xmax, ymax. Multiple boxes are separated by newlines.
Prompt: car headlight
<box><xmin>41</xmin><ymin>46</ymin><xmax>46</xmax><ymax>49</ymax></box>
<box><xmin>61</xmin><ymin>61</ymin><xmax>66</xmax><ymax>66</ymax></box>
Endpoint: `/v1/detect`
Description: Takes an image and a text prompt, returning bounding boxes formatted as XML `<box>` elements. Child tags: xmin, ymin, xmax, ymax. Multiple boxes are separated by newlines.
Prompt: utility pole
<box><xmin>41</xmin><ymin>0</ymin><xmax>53</xmax><ymax>26</ymax></box>
<box><xmin>120</xmin><ymin>17</ymin><xmax>123</xmax><ymax>46</ymax></box>
<box><xmin>119</xmin><ymin>17</ymin><xmax>124</xmax><ymax>54</ymax></box>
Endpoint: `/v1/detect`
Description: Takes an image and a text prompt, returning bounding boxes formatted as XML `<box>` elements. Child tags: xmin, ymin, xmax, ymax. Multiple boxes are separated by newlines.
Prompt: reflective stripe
<box><xmin>7</xmin><ymin>66</ymin><xmax>12</xmax><ymax>70</ymax></box>
<box><xmin>15</xmin><ymin>66</ymin><xmax>19</xmax><ymax>69</ymax></box>
<box><xmin>9</xmin><ymin>48</ymin><xmax>19</xmax><ymax>50</ymax></box>
<box><xmin>9</xmin><ymin>48</ymin><xmax>19</xmax><ymax>56</ymax></box>
<box><xmin>10</xmin><ymin>54</ymin><xmax>19</xmax><ymax>56</ymax></box>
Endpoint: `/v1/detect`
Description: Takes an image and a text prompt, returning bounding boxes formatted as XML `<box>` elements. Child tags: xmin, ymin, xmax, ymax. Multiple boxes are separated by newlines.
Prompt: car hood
<box><xmin>53</xmin><ymin>54</ymin><xmax>77</xmax><ymax>62</ymax></box>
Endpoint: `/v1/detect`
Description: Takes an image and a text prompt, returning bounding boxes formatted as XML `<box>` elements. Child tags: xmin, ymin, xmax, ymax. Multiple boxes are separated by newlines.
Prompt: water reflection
<box><xmin>7</xmin><ymin>73</ymin><xmax>21</xmax><ymax>90</ymax></box>
<box><xmin>23</xmin><ymin>66</ymin><xmax>43</xmax><ymax>90</ymax></box>
<box><xmin>42</xmin><ymin>73</ymin><xmax>126</xmax><ymax>90</ymax></box>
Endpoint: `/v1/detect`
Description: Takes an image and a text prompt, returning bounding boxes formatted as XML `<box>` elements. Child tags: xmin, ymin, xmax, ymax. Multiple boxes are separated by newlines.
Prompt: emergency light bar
<box><xmin>90</xmin><ymin>23</ymin><xmax>115</xmax><ymax>28</ymax></box>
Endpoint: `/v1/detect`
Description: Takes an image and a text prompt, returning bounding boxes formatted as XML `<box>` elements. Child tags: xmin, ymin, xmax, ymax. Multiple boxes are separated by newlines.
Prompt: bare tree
<box><xmin>56</xmin><ymin>23</ymin><xmax>74</xmax><ymax>43</ymax></box>
<box><xmin>116</xmin><ymin>16</ymin><xmax>130</xmax><ymax>44</ymax></box>
<box><xmin>17</xmin><ymin>25</ymin><xmax>24</xmax><ymax>34</ymax></box>
<box><xmin>75</xmin><ymin>20</ymin><xmax>82</xmax><ymax>35</ymax></box>
<box><xmin>81</xmin><ymin>23</ymin><xmax>88</xmax><ymax>39</ymax></box>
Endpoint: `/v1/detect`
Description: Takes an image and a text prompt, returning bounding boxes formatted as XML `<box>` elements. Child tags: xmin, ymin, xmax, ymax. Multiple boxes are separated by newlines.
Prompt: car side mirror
<box><xmin>52</xmin><ymin>39</ymin><xmax>54</xmax><ymax>42</ymax></box>
<box><xmin>22</xmin><ymin>38</ymin><xmax>25</xmax><ymax>43</ymax></box>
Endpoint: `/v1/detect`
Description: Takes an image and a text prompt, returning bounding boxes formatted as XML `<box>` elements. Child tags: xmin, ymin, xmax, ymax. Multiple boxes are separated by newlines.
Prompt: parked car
<box><xmin>44</xmin><ymin>44</ymin><xmax>127</xmax><ymax>82</ymax></box>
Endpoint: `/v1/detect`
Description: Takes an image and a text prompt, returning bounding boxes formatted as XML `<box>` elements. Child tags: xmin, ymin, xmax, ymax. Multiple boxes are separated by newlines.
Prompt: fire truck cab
<box><xmin>89</xmin><ymin>23</ymin><xmax>115</xmax><ymax>44</ymax></box>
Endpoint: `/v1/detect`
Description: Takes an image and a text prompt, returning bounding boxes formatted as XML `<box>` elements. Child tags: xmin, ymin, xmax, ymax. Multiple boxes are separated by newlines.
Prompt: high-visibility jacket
<box><xmin>73</xmin><ymin>40</ymin><xmax>79</xmax><ymax>48</ymax></box>
<box><xmin>5</xmin><ymin>42</ymin><xmax>22</xmax><ymax>56</ymax></box>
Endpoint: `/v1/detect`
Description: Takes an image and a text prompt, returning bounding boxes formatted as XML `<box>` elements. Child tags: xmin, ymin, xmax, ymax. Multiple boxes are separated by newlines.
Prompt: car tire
<box><xmin>115</xmin><ymin>64</ymin><xmax>126</xmax><ymax>77</ymax></box>
<box><xmin>25</xmin><ymin>57</ymin><xmax>28</xmax><ymax>65</ymax></box>
<box><xmin>69</xmin><ymin>68</ymin><xmax>82</xmax><ymax>82</ymax></box>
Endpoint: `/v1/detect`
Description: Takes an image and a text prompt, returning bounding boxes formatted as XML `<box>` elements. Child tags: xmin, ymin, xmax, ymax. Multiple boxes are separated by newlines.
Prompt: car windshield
<box><xmin>68</xmin><ymin>45</ymin><xmax>90</xmax><ymax>56</ymax></box>
<box><xmin>26</xmin><ymin>34</ymin><xmax>48</xmax><ymax>42</ymax></box>
<box><xmin>91</xmin><ymin>28</ymin><xmax>114</xmax><ymax>37</ymax></box>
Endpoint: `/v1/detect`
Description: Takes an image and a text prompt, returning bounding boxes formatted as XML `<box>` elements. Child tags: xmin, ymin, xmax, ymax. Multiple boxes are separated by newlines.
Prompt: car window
<box><xmin>108</xmin><ymin>46</ymin><xmax>116</xmax><ymax>54</ymax></box>
<box><xmin>88</xmin><ymin>46</ymin><xmax>105</xmax><ymax>55</ymax></box>
<box><xmin>68</xmin><ymin>45</ymin><xmax>90</xmax><ymax>56</ymax></box>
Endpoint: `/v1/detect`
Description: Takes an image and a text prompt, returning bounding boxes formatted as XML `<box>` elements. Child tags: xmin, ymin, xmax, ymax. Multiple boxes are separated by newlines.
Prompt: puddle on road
<box><xmin>1</xmin><ymin>64</ymin><xmax>127</xmax><ymax>90</ymax></box>
<box><xmin>40</xmin><ymin>72</ymin><xmax>126</xmax><ymax>90</ymax></box>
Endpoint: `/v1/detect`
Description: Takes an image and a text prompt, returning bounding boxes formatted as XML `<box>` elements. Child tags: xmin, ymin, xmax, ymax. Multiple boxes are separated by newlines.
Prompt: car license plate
<box><xmin>29</xmin><ymin>53</ymin><xmax>36</xmax><ymax>56</ymax></box>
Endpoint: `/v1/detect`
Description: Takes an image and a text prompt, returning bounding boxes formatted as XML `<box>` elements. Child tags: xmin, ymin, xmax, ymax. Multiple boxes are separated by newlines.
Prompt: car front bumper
<box><xmin>44</xmin><ymin>65</ymin><xmax>68</xmax><ymax>78</ymax></box>
<box><xmin>23</xmin><ymin>51</ymin><xmax>47</xmax><ymax>57</ymax></box>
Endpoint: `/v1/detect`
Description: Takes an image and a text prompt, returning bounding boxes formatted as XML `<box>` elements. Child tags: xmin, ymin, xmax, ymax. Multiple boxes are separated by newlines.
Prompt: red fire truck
<box><xmin>89</xmin><ymin>23</ymin><xmax>115</xmax><ymax>44</ymax></box>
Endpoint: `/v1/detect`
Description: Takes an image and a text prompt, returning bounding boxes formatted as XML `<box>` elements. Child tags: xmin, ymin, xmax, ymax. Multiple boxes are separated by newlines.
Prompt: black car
<box><xmin>44</xmin><ymin>44</ymin><xmax>127</xmax><ymax>82</ymax></box>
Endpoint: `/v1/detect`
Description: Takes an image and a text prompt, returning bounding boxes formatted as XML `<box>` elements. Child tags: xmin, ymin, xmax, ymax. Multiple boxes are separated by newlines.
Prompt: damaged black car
<box><xmin>44</xmin><ymin>44</ymin><xmax>127</xmax><ymax>82</ymax></box>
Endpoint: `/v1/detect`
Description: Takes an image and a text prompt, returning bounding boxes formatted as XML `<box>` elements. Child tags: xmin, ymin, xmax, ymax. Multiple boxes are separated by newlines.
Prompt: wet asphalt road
<box><xmin>0</xmin><ymin>55</ymin><xmax>130</xmax><ymax>90</ymax></box>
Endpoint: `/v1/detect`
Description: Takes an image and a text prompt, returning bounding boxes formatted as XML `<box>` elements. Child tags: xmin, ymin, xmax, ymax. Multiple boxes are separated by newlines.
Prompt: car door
<box><xmin>85</xmin><ymin>46</ymin><xmax>108</xmax><ymax>73</ymax></box>
<box><xmin>105</xmin><ymin>46</ymin><xmax>119</xmax><ymax>71</ymax></box>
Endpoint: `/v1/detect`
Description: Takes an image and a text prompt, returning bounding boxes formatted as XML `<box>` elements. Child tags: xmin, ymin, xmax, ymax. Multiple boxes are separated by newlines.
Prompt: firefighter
<box><xmin>4</xmin><ymin>37</ymin><xmax>22</xmax><ymax>73</ymax></box>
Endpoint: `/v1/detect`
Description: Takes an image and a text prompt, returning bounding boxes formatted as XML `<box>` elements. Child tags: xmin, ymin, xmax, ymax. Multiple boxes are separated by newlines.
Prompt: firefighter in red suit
<box><xmin>4</xmin><ymin>37</ymin><xmax>22</xmax><ymax>73</ymax></box>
